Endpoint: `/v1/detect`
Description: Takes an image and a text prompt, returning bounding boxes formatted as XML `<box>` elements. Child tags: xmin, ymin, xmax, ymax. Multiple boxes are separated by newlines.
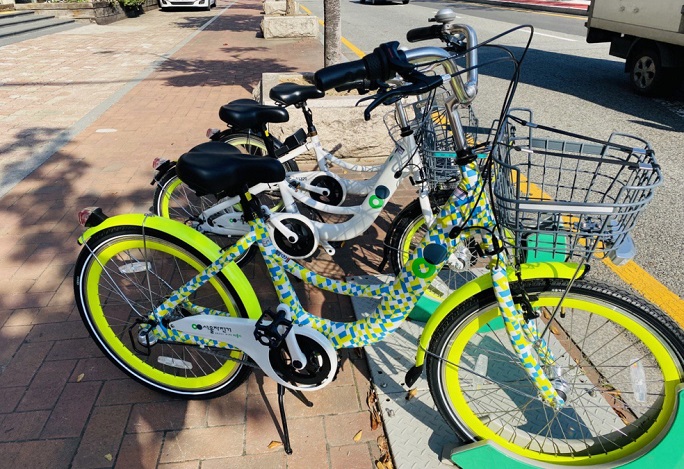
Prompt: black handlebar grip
<box><xmin>406</xmin><ymin>25</ymin><xmax>443</xmax><ymax>43</ymax></box>
<box><xmin>314</xmin><ymin>59</ymin><xmax>368</xmax><ymax>91</ymax></box>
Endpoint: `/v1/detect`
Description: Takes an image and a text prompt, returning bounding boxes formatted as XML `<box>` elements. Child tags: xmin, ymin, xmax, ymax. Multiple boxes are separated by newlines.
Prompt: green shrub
<box><xmin>119</xmin><ymin>0</ymin><xmax>145</xmax><ymax>7</ymax></box>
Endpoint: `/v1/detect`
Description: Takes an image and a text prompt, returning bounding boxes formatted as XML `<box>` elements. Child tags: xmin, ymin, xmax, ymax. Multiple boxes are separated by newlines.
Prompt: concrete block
<box><xmin>263</xmin><ymin>0</ymin><xmax>289</xmax><ymax>15</ymax></box>
<box><xmin>257</xmin><ymin>73</ymin><xmax>394</xmax><ymax>161</ymax></box>
<box><xmin>261</xmin><ymin>14</ymin><xmax>318</xmax><ymax>39</ymax></box>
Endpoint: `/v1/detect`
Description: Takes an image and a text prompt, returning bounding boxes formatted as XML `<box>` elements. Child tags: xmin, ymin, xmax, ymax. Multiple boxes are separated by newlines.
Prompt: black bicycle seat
<box><xmin>176</xmin><ymin>142</ymin><xmax>285</xmax><ymax>197</ymax></box>
<box><xmin>218</xmin><ymin>102</ymin><xmax>289</xmax><ymax>129</ymax></box>
<box><xmin>270</xmin><ymin>82</ymin><xmax>325</xmax><ymax>106</ymax></box>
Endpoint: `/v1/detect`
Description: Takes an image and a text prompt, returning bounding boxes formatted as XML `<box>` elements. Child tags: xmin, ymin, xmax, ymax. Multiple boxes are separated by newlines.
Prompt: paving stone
<box><xmin>329</xmin><ymin>443</ymin><xmax>376</xmax><ymax>469</ymax></box>
<box><xmin>72</xmin><ymin>404</ymin><xmax>131</xmax><ymax>468</ymax></box>
<box><xmin>17</xmin><ymin>359</ymin><xmax>77</xmax><ymax>411</ymax></box>
<box><xmin>97</xmin><ymin>379</ymin><xmax>171</xmax><ymax>406</ymax></box>
<box><xmin>0</xmin><ymin>387</ymin><xmax>25</xmax><ymax>414</ymax></box>
<box><xmin>324</xmin><ymin>411</ymin><xmax>382</xmax><ymax>447</ymax></box>
<box><xmin>0</xmin><ymin>324</ymin><xmax>31</xmax><ymax>365</ymax></box>
<box><xmin>200</xmin><ymin>452</ymin><xmax>287</xmax><ymax>469</ymax></box>
<box><xmin>114</xmin><ymin>431</ymin><xmax>163</xmax><ymax>469</ymax></box>
<box><xmin>69</xmin><ymin>356</ymin><xmax>127</xmax><ymax>383</ymax></box>
<box><xmin>47</xmin><ymin>337</ymin><xmax>101</xmax><ymax>361</ymax></box>
<box><xmin>126</xmin><ymin>400</ymin><xmax>208</xmax><ymax>434</ymax></box>
<box><xmin>0</xmin><ymin>439</ymin><xmax>79</xmax><ymax>468</ymax></box>
<box><xmin>0</xmin><ymin>410</ymin><xmax>50</xmax><ymax>442</ymax></box>
<box><xmin>24</xmin><ymin>319</ymin><xmax>88</xmax><ymax>343</ymax></box>
<box><xmin>159</xmin><ymin>425</ymin><xmax>245</xmax><ymax>463</ymax></box>
<box><xmin>41</xmin><ymin>381</ymin><xmax>102</xmax><ymax>439</ymax></box>
<box><xmin>0</xmin><ymin>340</ymin><xmax>53</xmax><ymax>388</ymax></box>
<box><xmin>157</xmin><ymin>461</ymin><xmax>200</xmax><ymax>469</ymax></box>
<box><xmin>281</xmin><ymin>416</ymin><xmax>328</xmax><ymax>469</ymax></box>
<box><xmin>205</xmin><ymin>385</ymin><xmax>248</xmax><ymax>427</ymax></box>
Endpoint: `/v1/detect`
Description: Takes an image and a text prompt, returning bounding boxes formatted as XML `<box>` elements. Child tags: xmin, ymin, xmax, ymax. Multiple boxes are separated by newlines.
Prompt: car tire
<box><xmin>403</xmin><ymin>0</ymin><xmax>409</xmax><ymax>3</ymax></box>
<box><xmin>628</xmin><ymin>43</ymin><xmax>677</xmax><ymax>96</ymax></box>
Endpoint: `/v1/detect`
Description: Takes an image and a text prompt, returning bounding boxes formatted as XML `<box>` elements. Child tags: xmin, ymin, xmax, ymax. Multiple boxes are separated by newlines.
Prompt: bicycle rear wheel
<box><xmin>427</xmin><ymin>278</ymin><xmax>684</xmax><ymax>466</ymax></box>
<box><xmin>74</xmin><ymin>226</ymin><xmax>251</xmax><ymax>398</ymax></box>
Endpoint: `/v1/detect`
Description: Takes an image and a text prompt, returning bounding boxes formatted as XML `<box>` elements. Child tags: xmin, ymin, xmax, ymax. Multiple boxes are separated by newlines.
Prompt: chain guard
<box><xmin>272</xmin><ymin>216</ymin><xmax>318</xmax><ymax>258</ymax></box>
<box><xmin>269</xmin><ymin>335</ymin><xmax>334</xmax><ymax>386</ymax></box>
<box><xmin>310</xmin><ymin>175</ymin><xmax>346</xmax><ymax>206</ymax></box>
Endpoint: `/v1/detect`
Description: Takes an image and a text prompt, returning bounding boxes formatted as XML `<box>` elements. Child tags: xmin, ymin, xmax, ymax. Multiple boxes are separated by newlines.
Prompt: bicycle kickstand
<box><xmin>277</xmin><ymin>384</ymin><xmax>293</xmax><ymax>454</ymax></box>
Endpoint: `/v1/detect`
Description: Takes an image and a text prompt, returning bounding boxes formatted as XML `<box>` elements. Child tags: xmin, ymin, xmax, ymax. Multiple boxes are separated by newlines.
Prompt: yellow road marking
<box><xmin>605</xmin><ymin>260</ymin><xmax>684</xmax><ymax>326</ymax></box>
<box><xmin>299</xmin><ymin>5</ymin><xmax>366</xmax><ymax>58</ymax></box>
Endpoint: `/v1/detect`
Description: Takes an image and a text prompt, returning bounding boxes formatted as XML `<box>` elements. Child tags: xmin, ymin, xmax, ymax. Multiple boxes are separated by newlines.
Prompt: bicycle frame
<box><xmin>132</xmin><ymin>159</ymin><xmax>568</xmax><ymax>406</ymax></box>
<box><xmin>189</xmin><ymin>103</ymin><xmax>423</xmax><ymax>252</ymax></box>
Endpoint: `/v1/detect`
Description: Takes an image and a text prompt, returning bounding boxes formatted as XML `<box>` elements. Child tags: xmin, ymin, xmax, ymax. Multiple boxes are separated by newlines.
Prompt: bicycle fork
<box><xmin>490</xmin><ymin>255</ymin><xmax>566</xmax><ymax>408</ymax></box>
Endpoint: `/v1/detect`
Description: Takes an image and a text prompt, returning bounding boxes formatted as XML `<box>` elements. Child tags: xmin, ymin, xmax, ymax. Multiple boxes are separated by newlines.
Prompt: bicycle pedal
<box><xmin>254</xmin><ymin>308</ymin><xmax>293</xmax><ymax>349</ymax></box>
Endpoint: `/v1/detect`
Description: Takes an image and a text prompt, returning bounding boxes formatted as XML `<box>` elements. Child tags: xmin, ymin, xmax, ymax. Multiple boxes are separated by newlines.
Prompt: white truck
<box><xmin>586</xmin><ymin>0</ymin><xmax>684</xmax><ymax>95</ymax></box>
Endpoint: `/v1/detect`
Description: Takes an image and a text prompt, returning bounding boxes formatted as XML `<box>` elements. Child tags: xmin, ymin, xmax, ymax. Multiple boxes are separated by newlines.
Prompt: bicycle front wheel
<box><xmin>74</xmin><ymin>226</ymin><xmax>251</xmax><ymax>398</ymax></box>
<box><xmin>427</xmin><ymin>278</ymin><xmax>684</xmax><ymax>466</ymax></box>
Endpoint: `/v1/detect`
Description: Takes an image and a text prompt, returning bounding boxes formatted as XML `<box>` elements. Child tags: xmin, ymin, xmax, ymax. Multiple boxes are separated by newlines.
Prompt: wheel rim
<box><xmin>633</xmin><ymin>56</ymin><xmax>656</xmax><ymax>90</ymax></box>
<box><xmin>438</xmin><ymin>292</ymin><xmax>681</xmax><ymax>464</ymax></box>
<box><xmin>398</xmin><ymin>215</ymin><xmax>425</xmax><ymax>269</ymax></box>
<box><xmin>158</xmin><ymin>176</ymin><xmax>210</xmax><ymax>220</ymax></box>
<box><xmin>81</xmin><ymin>235</ymin><xmax>245</xmax><ymax>394</ymax></box>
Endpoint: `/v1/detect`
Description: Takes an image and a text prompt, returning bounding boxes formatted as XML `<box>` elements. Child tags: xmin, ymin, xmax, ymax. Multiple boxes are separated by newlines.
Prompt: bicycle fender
<box><xmin>413</xmin><ymin>262</ymin><xmax>587</xmax><ymax>368</ymax></box>
<box><xmin>77</xmin><ymin>213</ymin><xmax>262</xmax><ymax>320</ymax></box>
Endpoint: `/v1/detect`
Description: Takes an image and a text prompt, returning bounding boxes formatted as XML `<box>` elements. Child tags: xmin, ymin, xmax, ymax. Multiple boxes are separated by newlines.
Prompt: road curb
<box><xmin>454</xmin><ymin>0</ymin><xmax>588</xmax><ymax>16</ymax></box>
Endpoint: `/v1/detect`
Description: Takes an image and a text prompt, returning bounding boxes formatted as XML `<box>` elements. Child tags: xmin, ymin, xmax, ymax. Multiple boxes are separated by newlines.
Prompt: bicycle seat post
<box><xmin>297</xmin><ymin>101</ymin><xmax>318</xmax><ymax>137</ymax></box>
<box><xmin>260</xmin><ymin>123</ymin><xmax>279</xmax><ymax>159</ymax></box>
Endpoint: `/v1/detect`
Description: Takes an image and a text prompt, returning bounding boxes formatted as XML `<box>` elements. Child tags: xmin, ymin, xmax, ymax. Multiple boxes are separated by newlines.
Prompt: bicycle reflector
<box><xmin>206</xmin><ymin>128</ymin><xmax>220</xmax><ymax>138</ymax></box>
<box><xmin>78</xmin><ymin>207</ymin><xmax>108</xmax><ymax>228</ymax></box>
<box><xmin>152</xmin><ymin>157</ymin><xmax>168</xmax><ymax>170</ymax></box>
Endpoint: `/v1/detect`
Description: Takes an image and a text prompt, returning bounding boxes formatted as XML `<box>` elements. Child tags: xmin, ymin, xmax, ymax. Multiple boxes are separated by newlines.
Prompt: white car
<box><xmin>158</xmin><ymin>0</ymin><xmax>216</xmax><ymax>11</ymax></box>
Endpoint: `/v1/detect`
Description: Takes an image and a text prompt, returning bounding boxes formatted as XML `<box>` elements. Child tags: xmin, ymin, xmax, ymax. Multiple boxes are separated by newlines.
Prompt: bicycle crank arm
<box><xmin>166</xmin><ymin>315</ymin><xmax>337</xmax><ymax>391</ymax></box>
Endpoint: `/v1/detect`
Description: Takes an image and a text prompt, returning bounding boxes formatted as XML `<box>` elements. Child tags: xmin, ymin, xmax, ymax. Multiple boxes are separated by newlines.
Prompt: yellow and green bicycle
<box><xmin>73</xmin><ymin>37</ymin><xmax>683</xmax><ymax>467</ymax></box>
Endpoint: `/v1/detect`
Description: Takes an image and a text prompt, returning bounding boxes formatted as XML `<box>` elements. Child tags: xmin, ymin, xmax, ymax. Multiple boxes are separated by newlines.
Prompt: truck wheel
<box><xmin>629</xmin><ymin>44</ymin><xmax>676</xmax><ymax>96</ymax></box>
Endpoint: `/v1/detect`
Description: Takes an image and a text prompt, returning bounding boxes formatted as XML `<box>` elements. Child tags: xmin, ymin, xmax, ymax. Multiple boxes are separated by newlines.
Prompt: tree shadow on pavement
<box><xmin>173</xmin><ymin>12</ymin><xmax>262</xmax><ymax>33</ymax></box>
<box><xmin>157</xmin><ymin>48</ymin><xmax>300</xmax><ymax>91</ymax></box>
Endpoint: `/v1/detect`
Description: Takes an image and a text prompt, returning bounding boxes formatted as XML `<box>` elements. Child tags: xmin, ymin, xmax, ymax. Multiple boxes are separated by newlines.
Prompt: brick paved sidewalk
<box><xmin>0</xmin><ymin>2</ymin><xmax>398</xmax><ymax>467</ymax></box>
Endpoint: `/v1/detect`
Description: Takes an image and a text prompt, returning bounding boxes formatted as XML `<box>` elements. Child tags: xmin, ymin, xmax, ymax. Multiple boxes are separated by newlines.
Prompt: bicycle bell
<box><xmin>430</xmin><ymin>8</ymin><xmax>457</xmax><ymax>24</ymax></box>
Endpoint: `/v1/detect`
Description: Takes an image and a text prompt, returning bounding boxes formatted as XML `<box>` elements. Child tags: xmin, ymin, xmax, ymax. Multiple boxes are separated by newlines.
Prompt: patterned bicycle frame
<box><xmin>146</xmin><ymin>160</ymin><xmax>565</xmax><ymax>408</ymax></box>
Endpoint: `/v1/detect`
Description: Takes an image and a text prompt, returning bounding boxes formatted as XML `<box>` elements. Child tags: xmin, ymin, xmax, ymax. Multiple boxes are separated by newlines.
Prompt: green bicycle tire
<box><xmin>73</xmin><ymin>226</ymin><xmax>252</xmax><ymax>398</ymax></box>
<box><xmin>427</xmin><ymin>278</ymin><xmax>684</xmax><ymax>466</ymax></box>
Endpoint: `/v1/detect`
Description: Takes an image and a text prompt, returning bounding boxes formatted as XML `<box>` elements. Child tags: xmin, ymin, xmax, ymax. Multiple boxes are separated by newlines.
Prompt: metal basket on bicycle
<box><xmin>410</xmin><ymin>87</ymin><xmax>482</xmax><ymax>191</ymax></box>
<box><xmin>491</xmin><ymin>109</ymin><xmax>663</xmax><ymax>263</ymax></box>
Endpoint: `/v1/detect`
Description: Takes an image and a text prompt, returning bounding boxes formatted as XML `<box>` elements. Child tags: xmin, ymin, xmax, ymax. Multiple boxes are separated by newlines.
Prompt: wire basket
<box><xmin>491</xmin><ymin>110</ymin><xmax>663</xmax><ymax>263</ymax></box>
<box><xmin>411</xmin><ymin>88</ymin><xmax>483</xmax><ymax>191</ymax></box>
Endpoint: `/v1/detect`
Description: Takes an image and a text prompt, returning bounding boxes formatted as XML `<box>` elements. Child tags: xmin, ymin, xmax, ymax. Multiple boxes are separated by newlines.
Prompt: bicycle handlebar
<box><xmin>314</xmin><ymin>42</ymin><xmax>412</xmax><ymax>92</ymax></box>
<box><xmin>406</xmin><ymin>25</ymin><xmax>443</xmax><ymax>43</ymax></box>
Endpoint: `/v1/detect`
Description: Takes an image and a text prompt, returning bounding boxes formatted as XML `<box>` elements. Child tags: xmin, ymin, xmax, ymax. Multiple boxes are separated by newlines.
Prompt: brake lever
<box><xmin>362</xmin><ymin>73</ymin><xmax>446</xmax><ymax>121</ymax></box>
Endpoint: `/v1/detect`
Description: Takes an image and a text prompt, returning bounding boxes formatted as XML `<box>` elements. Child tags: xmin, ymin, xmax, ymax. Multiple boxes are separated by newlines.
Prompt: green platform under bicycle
<box><xmin>449</xmin><ymin>386</ymin><xmax>684</xmax><ymax>468</ymax></box>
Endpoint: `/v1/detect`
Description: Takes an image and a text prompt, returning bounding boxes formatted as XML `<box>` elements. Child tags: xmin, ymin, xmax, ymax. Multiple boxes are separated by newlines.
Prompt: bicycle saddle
<box><xmin>270</xmin><ymin>82</ymin><xmax>325</xmax><ymax>106</ymax></box>
<box><xmin>176</xmin><ymin>142</ymin><xmax>286</xmax><ymax>197</ymax></box>
<box><xmin>218</xmin><ymin>101</ymin><xmax>289</xmax><ymax>129</ymax></box>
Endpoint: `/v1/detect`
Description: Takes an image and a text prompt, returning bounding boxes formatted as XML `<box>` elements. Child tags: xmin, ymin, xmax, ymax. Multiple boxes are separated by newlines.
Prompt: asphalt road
<box><xmin>301</xmin><ymin>0</ymin><xmax>684</xmax><ymax>302</ymax></box>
